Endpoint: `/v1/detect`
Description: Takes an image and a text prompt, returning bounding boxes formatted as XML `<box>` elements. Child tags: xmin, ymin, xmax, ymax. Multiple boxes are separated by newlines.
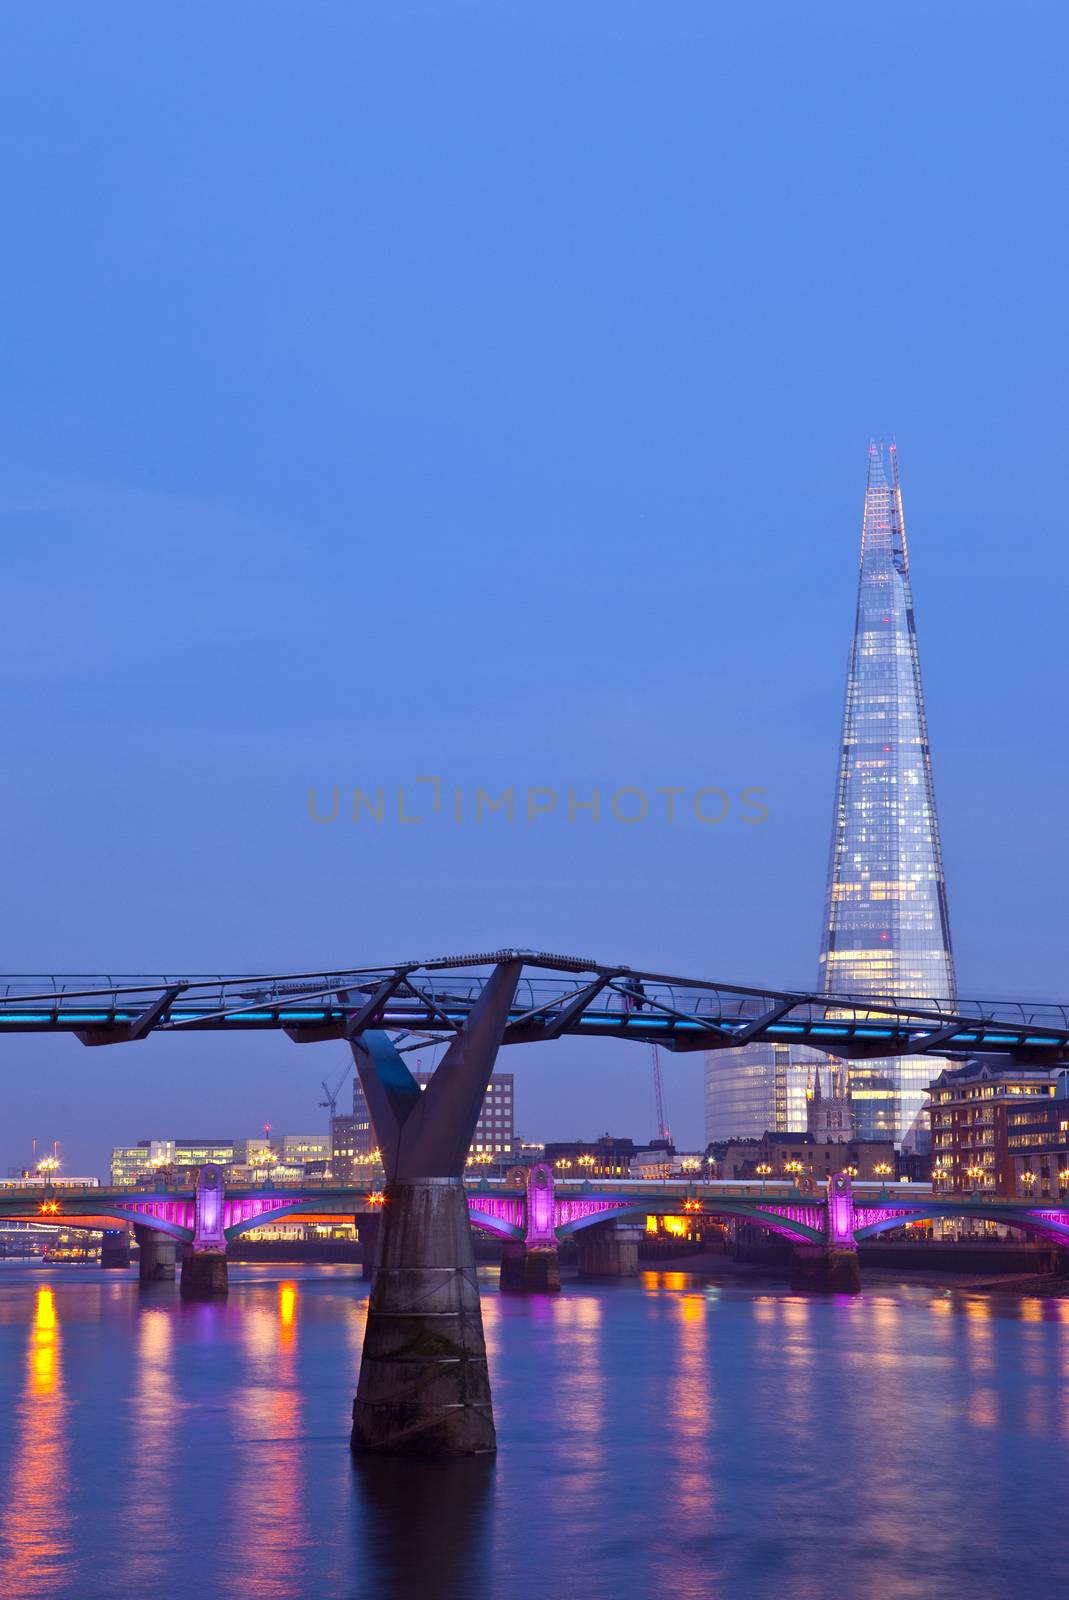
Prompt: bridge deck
<box><xmin>0</xmin><ymin>952</ymin><xmax>1067</xmax><ymax>1061</ymax></box>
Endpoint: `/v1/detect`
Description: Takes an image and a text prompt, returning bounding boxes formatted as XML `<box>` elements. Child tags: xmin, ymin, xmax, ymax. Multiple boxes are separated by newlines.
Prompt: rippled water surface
<box><xmin>0</xmin><ymin>1263</ymin><xmax>1067</xmax><ymax>1600</ymax></box>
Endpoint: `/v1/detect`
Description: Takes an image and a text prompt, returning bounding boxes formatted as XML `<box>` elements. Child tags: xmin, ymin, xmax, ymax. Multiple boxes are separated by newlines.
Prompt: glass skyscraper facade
<box><xmin>818</xmin><ymin>441</ymin><xmax>955</xmax><ymax>1144</ymax></box>
<box><xmin>704</xmin><ymin>1040</ymin><xmax>826</xmax><ymax>1145</ymax></box>
<box><xmin>705</xmin><ymin>443</ymin><xmax>955</xmax><ymax>1149</ymax></box>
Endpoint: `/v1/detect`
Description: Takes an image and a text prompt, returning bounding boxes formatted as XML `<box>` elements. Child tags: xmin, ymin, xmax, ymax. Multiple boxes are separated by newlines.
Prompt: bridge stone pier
<box><xmin>356</xmin><ymin>1211</ymin><xmax>382</xmax><ymax>1282</ymax></box>
<box><xmin>134</xmin><ymin>1223</ymin><xmax>177</xmax><ymax>1283</ymax></box>
<box><xmin>100</xmin><ymin>1223</ymin><xmax>131</xmax><ymax>1269</ymax></box>
<box><xmin>180</xmin><ymin>1163</ymin><xmax>229</xmax><ymax>1299</ymax></box>
<box><xmin>790</xmin><ymin>1173</ymin><xmax>861</xmax><ymax>1294</ymax></box>
<box><xmin>576</xmin><ymin>1217</ymin><xmax>643</xmax><ymax>1279</ymax></box>
<box><xmin>499</xmin><ymin>1164</ymin><xmax>561</xmax><ymax>1293</ymax></box>
<box><xmin>349</xmin><ymin>959</ymin><xmax>522</xmax><ymax>1458</ymax></box>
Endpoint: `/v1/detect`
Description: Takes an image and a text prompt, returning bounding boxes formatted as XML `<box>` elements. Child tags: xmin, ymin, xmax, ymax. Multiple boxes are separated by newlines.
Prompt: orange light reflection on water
<box><xmin>279</xmin><ymin>1281</ymin><xmax>298</xmax><ymax>1350</ymax></box>
<box><xmin>669</xmin><ymin>1292</ymin><xmax>713</xmax><ymax>1535</ymax></box>
<box><xmin>0</xmin><ymin>1285</ymin><xmax>71</xmax><ymax>1595</ymax></box>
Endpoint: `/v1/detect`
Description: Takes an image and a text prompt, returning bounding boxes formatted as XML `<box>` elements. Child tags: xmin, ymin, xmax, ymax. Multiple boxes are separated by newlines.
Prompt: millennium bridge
<box><xmin>5</xmin><ymin>950</ymin><xmax>1069</xmax><ymax>1458</ymax></box>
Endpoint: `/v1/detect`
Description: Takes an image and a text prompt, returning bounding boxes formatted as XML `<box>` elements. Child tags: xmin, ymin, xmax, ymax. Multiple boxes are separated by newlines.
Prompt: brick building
<box><xmin>927</xmin><ymin>1060</ymin><xmax>1065</xmax><ymax>1195</ymax></box>
<box><xmin>719</xmin><ymin>1131</ymin><xmax>896</xmax><ymax>1183</ymax></box>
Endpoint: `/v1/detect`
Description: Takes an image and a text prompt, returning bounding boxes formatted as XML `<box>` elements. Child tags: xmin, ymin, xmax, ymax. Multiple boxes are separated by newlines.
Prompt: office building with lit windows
<box><xmin>928</xmin><ymin>1060</ymin><xmax>1066</xmax><ymax>1196</ymax></box>
<box><xmin>706</xmin><ymin>443</ymin><xmax>956</xmax><ymax>1148</ymax></box>
<box><xmin>413</xmin><ymin>1070</ymin><xmax>514</xmax><ymax>1160</ymax></box>
<box><xmin>818</xmin><ymin>442</ymin><xmax>955</xmax><ymax>1145</ymax></box>
<box><xmin>351</xmin><ymin>1075</ymin><xmax>375</xmax><ymax>1156</ymax></box>
<box><xmin>704</xmin><ymin>1040</ymin><xmax>827</xmax><ymax>1143</ymax></box>
<box><xmin>110</xmin><ymin>1138</ymin><xmax>237</xmax><ymax>1185</ymax></box>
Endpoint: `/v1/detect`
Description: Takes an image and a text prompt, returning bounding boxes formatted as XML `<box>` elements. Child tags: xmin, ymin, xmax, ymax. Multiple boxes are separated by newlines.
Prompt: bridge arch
<box><xmin>0</xmin><ymin>1204</ymin><xmax>194</xmax><ymax>1243</ymax></box>
<box><xmin>115</xmin><ymin>1209</ymin><xmax>192</xmax><ymax>1243</ymax></box>
<box><xmin>221</xmin><ymin>1195</ymin><xmax>530</xmax><ymax>1244</ymax></box>
<box><xmin>855</xmin><ymin>1205</ymin><xmax>1069</xmax><ymax>1246</ymax></box>
<box><xmin>222</xmin><ymin>1196</ymin><xmax>374</xmax><ymax>1242</ymax></box>
<box><xmin>468</xmin><ymin>1209</ymin><xmax>524</xmax><ymax>1241</ymax></box>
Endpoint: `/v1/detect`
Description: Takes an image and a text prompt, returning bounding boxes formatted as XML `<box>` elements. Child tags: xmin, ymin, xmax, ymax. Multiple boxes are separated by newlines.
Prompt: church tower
<box><xmin>807</xmin><ymin>1067</ymin><xmax>853</xmax><ymax>1145</ymax></box>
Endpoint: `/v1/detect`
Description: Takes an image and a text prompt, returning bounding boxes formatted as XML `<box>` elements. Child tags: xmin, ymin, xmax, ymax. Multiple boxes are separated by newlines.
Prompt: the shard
<box><xmin>817</xmin><ymin>441</ymin><xmax>956</xmax><ymax>1145</ymax></box>
<box><xmin>705</xmin><ymin>442</ymin><xmax>955</xmax><ymax>1149</ymax></box>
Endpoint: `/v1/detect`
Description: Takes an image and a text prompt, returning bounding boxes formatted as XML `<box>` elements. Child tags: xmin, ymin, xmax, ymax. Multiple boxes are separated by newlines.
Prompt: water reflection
<box><xmin>353</xmin><ymin>1453</ymin><xmax>494</xmax><ymax>1597</ymax></box>
<box><xmin>0</xmin><ymin>1286</ymin><xmax>71</xmax><ymax>1595</ymax></box>
<box><xmin>118</xmin><ymin>1308</ymin><xmax>178</xmax><ymax>1589</ymax></box>
<box><xmin>550</xmin><ymin>1295</ymin><xmax>605</xmax><ymax>1471</ymax></box>
<box><xmin>0</xmin><ymin>1267</ymin><xmax>1068</xmax><ymax>1599</ymax></box>
<box><xmin>227</xmin><ymin>1279</ymin><xmax>305</xmax><ymax>1600</ymax></box>
<box><xmin>665</xmin><ymin>1292</ymin><xmax>717</xmax><ymax>1599</ymax></box>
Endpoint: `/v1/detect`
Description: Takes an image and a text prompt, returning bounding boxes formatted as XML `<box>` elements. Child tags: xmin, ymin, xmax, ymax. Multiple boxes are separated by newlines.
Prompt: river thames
<box><xmin>0</xmin><ymin>1263</ymin><xmax>1066</xmax><ymax>1600</ymax></box>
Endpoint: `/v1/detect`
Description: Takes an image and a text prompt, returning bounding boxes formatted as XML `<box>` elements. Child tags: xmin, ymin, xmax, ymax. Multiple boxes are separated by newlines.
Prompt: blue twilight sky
<box><xmin>2</xmin><ymin>0</ymin><xmax>1067</xmax><ymax>1173</ymax></box>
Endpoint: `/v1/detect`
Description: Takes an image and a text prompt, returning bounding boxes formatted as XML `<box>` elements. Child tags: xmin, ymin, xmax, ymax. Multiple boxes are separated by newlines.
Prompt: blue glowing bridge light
<box><xmin>278</xmin><ymin>1011</ymin><xmax>327</xmax><ymax>1020</ymax></box>
<box><xmin>1024</xmin><ymin>1035</ymin><xmax>1062</xmax><ymax>1045</ymax></box>
<box><xmin>981</xmin><ymin>1034</ymin><xmax>1021</xmax><ymax>1044</ymax></box>
<box><xmin>0</xmin><ymin>1013</ymin><xmax>53</xmax><ymax>1023</ymax></box>
<box><xmin>767</xmin><ymin>1024</ymin><xmax>806</xmax><ymax>1035</ymax></box>
<box><xmin>810</xmin><ymin>1026</ymin><xmax>851</xmax><ymax>1036</ymax></box>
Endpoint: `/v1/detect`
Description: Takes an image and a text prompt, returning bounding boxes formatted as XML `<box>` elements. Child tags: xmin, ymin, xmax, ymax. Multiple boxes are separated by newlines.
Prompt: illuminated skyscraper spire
<box><xmin>818</xmin><ymin>442</ymin><xmax>955</xmax><ymax>1143</ymax></box>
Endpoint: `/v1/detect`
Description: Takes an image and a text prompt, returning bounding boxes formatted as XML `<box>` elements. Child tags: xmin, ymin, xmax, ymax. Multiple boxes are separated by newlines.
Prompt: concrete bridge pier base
<box><xmin>181</xmin><ymin>1163</ymin><xmax>229</xmax><ymax>1298</ymax></box>
<box><xmin>181</xmin><ymin>1248</ymin><xmax>229</xmax><ymax>1299</ymax></box>
<box><xmin>790</xmin><ymin>1245</ymin><xmax>861</xmax><ymax>1294</ymax></box>
<box><xmin>357</xmin><ymin>1212</ymin><xmax>382</xmax><ymax>1282</ymax></box>
<box><xmin>499</xmin><ymin>1240</ymin><xmax>561</xmax><ymax>1293</ymax></box>
<box><xmin>352</xmin><ymin>1178</ymin><xmax>495</xmax><ymax>1456</ymax></box>
<box><xmin>134</xmin><ymin>1224</ymin><xmax>177</xmax><ymax>1283</ymax></box>
<box><xmin>576</xmin><ymin>1219</ymin><xmax>643</xmax><ymax>1280</ymax></box>
<box><xmin>349</xmin><ymin>960</ymin><xmax>522</xmax><ymax>1458</ymax></box>
<box><xmin>100</xmin><ymin>1225</ymin><xmax>131</xmax><ymax>1269</ymax></box>
<box><xmin>790</xmin><ymin>1172</ymin><xmax>862</xmax><ymax>1293</ymax></box>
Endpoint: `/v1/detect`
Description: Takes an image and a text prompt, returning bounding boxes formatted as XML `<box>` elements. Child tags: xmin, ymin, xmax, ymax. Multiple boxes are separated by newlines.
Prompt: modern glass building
<box><xmin>109</xmin><ymin>1138</ymin><xmax>235</xmax><ymax>1185</ymax></box>
<box><xmin>705</xmin><ymin>443</ymin><xmax>955</xmax><ymax>1149</ymax></box>
<box><xmin>704</xmin><ymin>1040</ymin><xmax>826</xmax><ymax>1144</ymax></box>
<box><xmin>818</xmin><ymin>442</ymin><xmax>955</xmax><ymax>1145</ymax></box>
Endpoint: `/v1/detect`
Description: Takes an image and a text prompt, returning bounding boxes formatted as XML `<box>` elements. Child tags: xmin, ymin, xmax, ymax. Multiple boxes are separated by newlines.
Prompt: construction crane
<box><xmin>319</xmin><ymin>1061</ymin><xmax>353</xmax><ymax>1124</ymax></box>
<box><xmin>650</xmin><ymin>1043</ymin><xmax>671</xmax><ymax>1144</ymax></box>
